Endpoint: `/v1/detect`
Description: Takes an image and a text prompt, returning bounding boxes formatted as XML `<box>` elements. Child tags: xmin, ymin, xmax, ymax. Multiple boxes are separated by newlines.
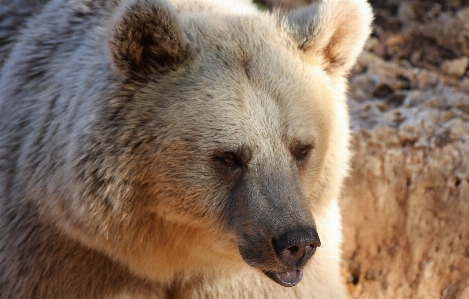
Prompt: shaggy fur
<box><xmin>0</xmin><ymin>0</ymin><xmax>372</xmax><ymax>298</ymax></box>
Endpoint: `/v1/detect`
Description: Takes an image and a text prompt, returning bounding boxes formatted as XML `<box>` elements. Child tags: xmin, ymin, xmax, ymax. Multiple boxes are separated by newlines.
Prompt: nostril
<box><xmin>279</xmin><ymin>245</ymin><xmax>301</xmax><ymax>260</ymax></box>
<box><xmin>305</xmin><ymin>244</ymin><xmax>317</xmax><ymax>256</ymax></box>
<box><xmin>287</xmin><ymin>245</ymin><xmax>300</xmax><ymax>255</ymax></box>
<box><xmin>281</xmin><ymin>243</ymin><xmax>317</xmax><ymax>259</ymax></box>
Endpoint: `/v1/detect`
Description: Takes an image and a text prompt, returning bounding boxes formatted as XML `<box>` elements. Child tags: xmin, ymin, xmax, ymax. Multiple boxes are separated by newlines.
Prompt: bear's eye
<box><xmin>218</xmin><ymin>152</ymin><xmax>242</xmax><ymax>167</ymax></box>
<box><xmin>294</xmin><ymin>145</ymin><xmax>313</xmax><ymax>162</ymax></box>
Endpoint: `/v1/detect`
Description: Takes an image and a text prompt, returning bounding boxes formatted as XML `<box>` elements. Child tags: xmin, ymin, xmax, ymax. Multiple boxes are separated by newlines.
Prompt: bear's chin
<box><xmin>263</xmin><ymin>269</ymin><xmax>303</xmax><ymax>287</ymax></box>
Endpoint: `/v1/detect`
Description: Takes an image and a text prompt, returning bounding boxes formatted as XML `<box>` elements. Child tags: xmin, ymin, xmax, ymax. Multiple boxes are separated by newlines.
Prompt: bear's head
<box><xmin>59</xmin><ymin>0</ymin><xmax>371</xmax><ymax>287</ymax></box>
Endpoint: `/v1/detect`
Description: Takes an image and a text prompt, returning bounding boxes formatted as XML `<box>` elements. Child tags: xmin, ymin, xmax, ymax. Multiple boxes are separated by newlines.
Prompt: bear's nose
<box><xmin>272</xmin><ymin>228</ymin><xmax>321</xmax><ymax>268</ymax></box>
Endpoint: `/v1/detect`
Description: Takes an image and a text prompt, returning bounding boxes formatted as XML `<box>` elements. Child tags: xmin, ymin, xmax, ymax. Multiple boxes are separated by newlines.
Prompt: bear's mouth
<box><xmin>263</xmin><ymin>269</ymin><xmax>303</xmax><ymax>287</ymax></box>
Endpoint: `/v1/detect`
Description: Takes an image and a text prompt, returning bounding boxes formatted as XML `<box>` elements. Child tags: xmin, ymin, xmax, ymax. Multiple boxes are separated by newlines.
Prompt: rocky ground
<box><xmin>260</xmin><ymin>0</ymin><xmax>469</xmax><ymax>298</ymax></box>
<box><xmin>343</xmin><ymin>1</ymin><xmax>469</xmax><ymax>298</ymax></box>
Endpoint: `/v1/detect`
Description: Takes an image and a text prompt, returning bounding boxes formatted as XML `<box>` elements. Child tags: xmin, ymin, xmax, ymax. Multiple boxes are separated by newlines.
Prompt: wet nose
<box><xmin>272</xmin><ymin>227</ymin><xmax>321</xmax><ymax>267</ymax></box>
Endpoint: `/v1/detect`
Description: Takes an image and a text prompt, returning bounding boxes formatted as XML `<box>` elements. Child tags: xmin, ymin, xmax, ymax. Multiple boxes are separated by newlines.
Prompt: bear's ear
<box><xmin>285</xmin><ymin>0</ymin><xmax>372</xmax><ymax>77</ymax></box>
<box><xmin>108</xmin><ymin>0</ymin><xmax>194</xmax><ymax>79</ymax></box>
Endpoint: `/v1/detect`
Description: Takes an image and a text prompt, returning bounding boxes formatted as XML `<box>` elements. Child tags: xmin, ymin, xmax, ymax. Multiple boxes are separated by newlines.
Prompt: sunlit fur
<box><xmin>0</xmin><ymin>0</ymin><xmax>372</xmax><ymax>298</ymax></box>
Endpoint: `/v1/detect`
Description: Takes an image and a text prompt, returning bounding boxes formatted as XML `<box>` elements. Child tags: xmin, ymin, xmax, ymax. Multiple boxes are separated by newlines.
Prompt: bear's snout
<box><xmin>273</xmin><ymin>227</ymin><xmax>321</xmax><ymax>268</ymax></box>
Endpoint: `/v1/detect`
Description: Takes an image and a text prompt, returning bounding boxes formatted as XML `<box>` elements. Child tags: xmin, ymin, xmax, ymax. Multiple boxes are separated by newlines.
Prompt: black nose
<box><xmin>272</xmin><ymin>227</ymin><xmax>321</xmax><ymax>268</ymax></box>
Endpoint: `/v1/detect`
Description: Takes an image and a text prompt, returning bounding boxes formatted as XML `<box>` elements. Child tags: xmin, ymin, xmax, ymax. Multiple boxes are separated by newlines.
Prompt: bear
<box><xmin>0</xmin><ymin>0</ymin><xmax>372</xmax><ymax>298</ymax></box>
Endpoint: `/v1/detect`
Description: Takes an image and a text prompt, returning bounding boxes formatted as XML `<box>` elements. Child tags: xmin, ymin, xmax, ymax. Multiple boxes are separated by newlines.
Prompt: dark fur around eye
<box><xmin>293</xmin><ymin>144</ymin><xmax>313</xmax><ymax>163</ymax></box>
<box><xmin>213</xmin><ymin>146</ymin><xmax>252</xmax><ymax>170</ymax></box>
<box><xmin>217</xmin><ymin>152</ymin><xmax>244</xmax><ymax>168</ymax></box>
<box><xmin>220</xmin><ymin>152</ymin><xmax>239</xmax><ymax>165</ymax></box>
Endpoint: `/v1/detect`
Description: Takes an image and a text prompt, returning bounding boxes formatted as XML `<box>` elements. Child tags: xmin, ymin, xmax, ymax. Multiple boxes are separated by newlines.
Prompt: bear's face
<box><xmin>111</xmin><ymin>16</ymin><xmax>337</xmax><ymax>286</ymax></box>
<box><xmin>78</xmin><ymin>0</ymin><xmax>371</xmax><ymax>286</ymax></box>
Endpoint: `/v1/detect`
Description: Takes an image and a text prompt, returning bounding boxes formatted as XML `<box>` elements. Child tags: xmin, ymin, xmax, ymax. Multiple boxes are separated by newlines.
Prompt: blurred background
<box><xmin>258</xmin><ymin>1</ymin><xmax>469</xmax><ymax>298</ymax></box>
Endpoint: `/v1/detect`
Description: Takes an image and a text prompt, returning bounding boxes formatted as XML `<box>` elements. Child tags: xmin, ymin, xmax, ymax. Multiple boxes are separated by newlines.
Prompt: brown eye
<box><xmin>294</xmin><ymin>145</ymin><xmax>313</xmax><ymax>162</ymax></box>
<box><xmin>222</xmin><ymin>153</ymin><xmax>235</xmax><ymax>164</ymax></box>
<box><xmin>219</xmin><ymin>152</ymin><xmax>241</xmax><ymax>167</ymax></box>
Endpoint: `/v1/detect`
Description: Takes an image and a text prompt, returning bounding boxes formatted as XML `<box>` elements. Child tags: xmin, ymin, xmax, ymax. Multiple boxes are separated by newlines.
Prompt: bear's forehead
<box><xmin>183</xmin><ymin>17</ymin><xmax>310</xmax><ymax>98</ymax></box>
<box><xmin>185</xmin><ymin>13</ymin><xmax>298</xmax><ymax>64</ymax></box>
<box><xmin>146</xmin><ymin>13</ymin><xmax>334</xmax><ymax>147</ymax></box>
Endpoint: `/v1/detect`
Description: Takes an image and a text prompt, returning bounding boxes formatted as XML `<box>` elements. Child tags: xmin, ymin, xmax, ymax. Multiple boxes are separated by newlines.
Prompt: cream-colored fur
<box><xmin>0</xmin><ymin>0</ymin><xmax>372</xmax><ymax>298</ymax></box>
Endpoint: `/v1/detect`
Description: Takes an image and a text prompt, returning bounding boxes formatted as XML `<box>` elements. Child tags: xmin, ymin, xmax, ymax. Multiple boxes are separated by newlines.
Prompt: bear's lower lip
<box><xmin>263</xmin><ymin>269</ymin><xmax>303</xmax><ymax>287</ymax></box>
